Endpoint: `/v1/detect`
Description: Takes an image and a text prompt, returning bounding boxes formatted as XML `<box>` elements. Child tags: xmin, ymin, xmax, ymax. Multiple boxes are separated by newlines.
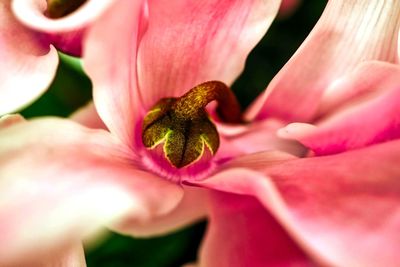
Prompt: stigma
<box><xmin>142</xmin><ymin>81</ymin><xmax>241</xmax><ymax>169</ymax></box>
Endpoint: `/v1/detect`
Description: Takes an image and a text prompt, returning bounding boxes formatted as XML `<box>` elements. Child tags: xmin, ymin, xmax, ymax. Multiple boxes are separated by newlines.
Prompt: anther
<box><xmin>142</xmin><ymin>81</ymin><xmax>241</xmax><ymax>168</ymax></box>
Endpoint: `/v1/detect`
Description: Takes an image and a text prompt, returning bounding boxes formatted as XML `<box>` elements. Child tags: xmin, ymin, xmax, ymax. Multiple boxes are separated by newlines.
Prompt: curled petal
<box><xmin>137</xmin><ymin>0</ymin><xmax>281</xmax><ymax>109</ymax></box>
<box><xmin>0</xmin><ymin>118</ymin><xmax>183</xmax><ymax>264</ymax></box>
<box><xmin>70</xmin><ymin>101</ymin><xmax>107</xmax><ymax>130</ymax></box>
<box><xmin>0</xmin><ymin>1</ymin><xmax>58</xmax><ymax>115</ymax></box>
<box><xmin>12</xmin><ymin>0</ymin><xmax>113</xmax><ymax>55</ymax></box>
<box><xmin>247</xmin><ymin>0</ymin><xmax>400</xmax><ymax>122</ymax></box>
<box><xmin>0</xmin><ymin>114</ymin><xmax>25</xmax><ymax>129</ymax></box>
<box><xmin>278</xmin><ymin>63</ymin><xmax>400</xmax><ymax>154</ymax></box>
<box><xmin>196</xmin><ymin>142</ymin><xmax>400</xmax><ymax>266</ymax></box>
<box><xmin>198</xmin><ymin>192</ymin><xmax>312</xmax><ymax>267</ymax></box>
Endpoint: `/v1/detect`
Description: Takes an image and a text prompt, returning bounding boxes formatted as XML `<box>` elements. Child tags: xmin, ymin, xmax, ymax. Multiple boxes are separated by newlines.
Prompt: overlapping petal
<box><xmin>0</xmin><ymin>1</ymin><xmax>58</xmax><ymax>115</ymax></box>
<box><xmin>278</xmin><ymin>62</ymin><xmax>400</xmax><ymax>154</ymax></box>
<box><xmin>12</xmin><ymin>0</ymin><xmax>113</xmax><ymax>55</ymax></box>
<box><xmin>112</xmin><ymin>187</ymin><xmax>207</xmax><ymax>237</ymax></box>
<box><xmin>198</xmin><ymin>191</ymin><xmax>311</xmax><ymax>267</ymax></box>
<box><xmin>0</xmin><ymin>118</ymin><xmax>183</xmax><ymax>264</ymax></box>
<box><xmin>197</xmin><ymin>141</ymin><xmax>400</xmax><ymax>266</ymax></box>
<box><xmin>247</xmin><ymin>0</ymin><xmax>400</xmax><ymax>122</ymax></box>
<box><xmin>84</xmin><ymin>0</ymin><xmax>146</xmax><ymax>147</ymax></box>
<box><xmin>71</xmin><ymin>101</ymin><xmax>107</xmax><ymax>130</ymax></box>
<box><xmin>137</xmin><ymin>0</ymin><xmax>281</xmax><ymax>109</ymax></box>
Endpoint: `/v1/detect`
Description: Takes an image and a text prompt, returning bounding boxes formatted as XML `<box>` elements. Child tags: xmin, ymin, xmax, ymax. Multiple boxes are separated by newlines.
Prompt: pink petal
<box><xmin>198</xmin><ymin>191</ymin><xmax>312</xmax><ymax>267</ymax></box>
<box><xmin>217</xmin><ymin>119</ymin><xmax>306</xmax><ymax>159</ymax></box>
<box><xmin>83</xmin><ymin>1</ymin><xmax>145</xmax><ymax>147</ymax></box>
<box><xmin>111</xmin><ymin>186</ymin><xmax>207</xmax><ymax>237</ymax></box>
<box><xmin>12</xmin><ymin>0</ymin><xmax>113</xmax><ymax>56</ymax></box>
<box><xmin>6</xmin><ymin>244</ymin><xmax>87</xmax><ymax>267</ymax></box>
<box><xmin>0</xmin><ymin>1</ymin><xmax>58</xmax><ymax>115</ymax></box>
<box><xmin>0</xmin><ymin>114</ymin><xmax>25</xmax><ymax>129</ymax></box>
<box><xmin>196</xmin><ymin>141</ymin><xmax>400</xmax><ymax>266</ymax></box>
<box><xmin>137</xmin><ymin>0</ymin><xmax>281</xmax><ymax>109</ymax></box>
<box><xmin>70</xmin><ymin>101</ymin><xmax>107</xmax><ymax>130</ymax></box>
<box><xmin>246</xmin><ymin>0</ymin><xmax>400</xmax><ymax>122</ymax></box>
<box><xmin>0</xmin><ymin>118</ymin><xmax>183</xmax><ymax>264</ymax></box>
<box><xmin>278</xmin><ymin>63</ymin><xmax>400</xmax><ymax>154</ymax></box>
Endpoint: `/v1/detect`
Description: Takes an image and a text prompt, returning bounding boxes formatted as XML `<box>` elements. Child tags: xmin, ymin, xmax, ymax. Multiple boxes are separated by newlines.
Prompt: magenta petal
<box><xmin>198</xmin><ymin>192</ymin><xmax>311</xmax><ymax>267</ymax></box>
<box><xmin>84</xmin><ymin>1</ymin><xmax>145</xmax><ymax>147</ymax></box>
<box><xmin>198</xmin><ymin>142</ymin><xmax>400</xmax><ymax>266</ymax></box>
<box><xmin>137</xmin><ymin>0</ymin><xmax>281</xmax><ymax>109</ymax></box>
<box><xmin>0</xmin><ymin>118</ymin><xmax>183</xmax><ymax>263</ymax></box>
<box><xmin>0</xmin><ymin>1</ymin><xmax>58</xmax><ymax>115</ymax></box>
<box><xmin>12</xmin><ymin>0</ymin><xmax>113</xmax><ymax>56</ymax></box>
<box><xmin>246</xmin><ymin>0</ymin><xmax>400</xmax><ymax>122</ymax></box>
<box><xmin>278</xmin><ymin>63</ymin><xmax>400</xmax><ymax>154</ymax></box>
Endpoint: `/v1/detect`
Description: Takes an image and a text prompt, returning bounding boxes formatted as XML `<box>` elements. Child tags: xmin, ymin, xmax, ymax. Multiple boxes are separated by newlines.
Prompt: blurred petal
<box><xmin>12</xmin><ymin>0</ymin><xmax>113</xmax><ymax>55</ymax></box>
<box><xmin>0</xmin><ymin>118</ymin><xmax>183</xmax><ymax>263</ymax></box>
<box><xmin>70</xmin><ymin>102</ymin><xmax>107</xmax><ymax>130</ymax></box>
<box><xmin>112</xmin><ymin>187</ymin><xmax>207</xmax><ymax>237</ymax></box>
<box><xmin>198</xmin><ymin>192</ymin><xmax>311</xmax><ymax>267</ymax></box>
<box><xmin>279</xmin><ymin>0</ymin><xmax>301</xmax><ymax>18</ymax></box>
<box><xmin>84</xmin><ymin>0</ymin><xmax>145</xmax><ymax>147</ymax></box>
<box><xmin>197</xmin><ymin>141</ymin><xmax>400</xmax><ymax>267</ymax></box>
<box><xmin>0</xmin><ymin>1</ymin><xmax>58</xmax><ymax>115</ymax></box>
<box><xmin>12</xmin><ymin>244</ymin><xmax>87</xmax><ymax>267</ymax></box>
<box><xmin>247</xmin><ymin>0</ymin><xmax>400</xmax><ymax>122</ymax></box>
<box><xmin>0</xmin><ymin>114</ymin><xmax>25</xmax><ymax>129</ymax></box>
<box><xmin>138</xmin><ymin>0</ymin><xmax>281</xmax><ymax>109</ymax></box>
<box><xmin>278</xmin><ymin>63</ymin><xmax>400</xmax><ymax>154</ymax></box>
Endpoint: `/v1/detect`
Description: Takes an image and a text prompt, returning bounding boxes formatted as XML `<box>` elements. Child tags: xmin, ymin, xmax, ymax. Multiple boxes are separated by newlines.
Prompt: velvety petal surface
<box><xmin>196</xmin><ymin>142</ymin><xmax>400</xmax><ymax>267</ymax></box>
<box><xmin>12</xmin><ymin>0</ymin><xmax>113</xmax><ymax>56</ymax></box>
<box><xmin>216</xmin><ymin>119</ymin><xmax>306</xmax><ymax>159</ymax></box>
<box><xmin>112</xmin><ymin>186</ymin><xmax>207</xmax><ymax>237</ymax></box>
<box><xmin>84</xmin><ymin>1</ymin><xmax>145</xmax><ymax>147</ymax></box>
<box><xmin>0</xmin><ymin>118</ymin><xmax>183</xmax><ymax>264</ymax></box>
<box><xmin>247</xmin><ymin>0</ymin><xmax>400</xmax><ymax>122</ymax></box>
<box><xmin>198</xmin><ymin>191</ymin><xmax>312</xmax><ymax>267</ymax></box>
<box><xmin>0</xmin><ymin>1</ymin><xmax>58</xmax><ymax>115</ymax></box>
<box><xmin>278</xmin><ymin>62</ymin><xmax>400</xmax><ymax>154</ymax></box>
<box><xmin>137</xmin><ymin>0</ymin><xmax>281</xmax><ymax>109</ymax></box>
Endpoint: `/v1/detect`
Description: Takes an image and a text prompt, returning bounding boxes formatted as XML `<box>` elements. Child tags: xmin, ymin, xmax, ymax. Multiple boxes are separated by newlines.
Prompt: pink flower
<box><xmin>1</xmin><ymin>0</ymin><xmax>400</xmax><ymax>267</ymax></box>
<box><xmin>0</xmin><ymin>0</ymin><xmax>111</xmax><ymax>115</ymax></box>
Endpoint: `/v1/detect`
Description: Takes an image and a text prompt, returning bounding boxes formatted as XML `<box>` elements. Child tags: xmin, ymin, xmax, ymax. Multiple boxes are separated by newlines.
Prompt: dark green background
<box><xmin>21</xmin><ymin>1</ymin><xmax>326</xmax><ymax>266</ymax></box>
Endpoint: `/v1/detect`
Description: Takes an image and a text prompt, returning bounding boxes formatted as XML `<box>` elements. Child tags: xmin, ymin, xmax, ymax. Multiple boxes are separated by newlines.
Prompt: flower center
<box><xmin>142</xmin><ymin>81</ymin><xmax>241</xmax><ymax>169</ymax></box>
<box><xmin>45</xmin><ymin>0</ymin><xmax>86</xmax><ymax>18</ymax></box>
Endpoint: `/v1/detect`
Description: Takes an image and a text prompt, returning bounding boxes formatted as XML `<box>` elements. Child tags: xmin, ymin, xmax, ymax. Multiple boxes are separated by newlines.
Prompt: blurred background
<box><xmin>21</xmin><ymin>1</ymin><xmax>326</xmax><ymax>266</ymax></box>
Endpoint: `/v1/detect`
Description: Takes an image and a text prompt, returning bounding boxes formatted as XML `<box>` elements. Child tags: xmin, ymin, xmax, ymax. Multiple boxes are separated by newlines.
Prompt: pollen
<box><xmin>142</xmin><ymin>81</ymin><xmax>241</xmax><ymax>168</ymax></box>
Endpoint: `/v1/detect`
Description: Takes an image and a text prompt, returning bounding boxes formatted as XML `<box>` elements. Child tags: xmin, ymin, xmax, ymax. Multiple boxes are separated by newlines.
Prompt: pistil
<box><xmin>142</xmin><ymin>81</ymin><xmax>242</xmax><ymax>168</ymax></box>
